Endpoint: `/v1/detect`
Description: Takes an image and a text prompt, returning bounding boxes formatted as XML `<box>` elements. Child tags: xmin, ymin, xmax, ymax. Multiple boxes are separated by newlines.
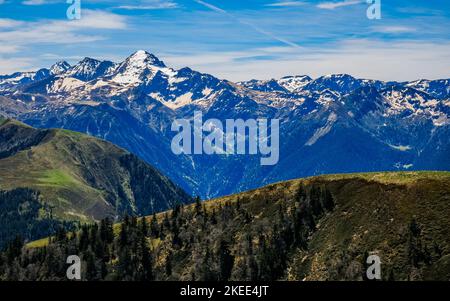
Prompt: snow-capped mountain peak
<box><xmin>110</xmin><ymin>50</ymin><xmax>171</xmax><ymax>85</ymax></box>
<box><xmin>67</xmin><ymin>57</ymin><xmax>101</xmax><ymax>76</ymax></box>
<box><xmin>406</xmin><ymin>79</ymin><xmax>450</xmax><ymax>99</ymax></box>
<box><xmin>1</xmin><ymin>52</ymin><xmax>449</xmax><ymax>199</ymax></box>
<box><xmin>277</xmin><ymin>75</ymin><xmax>312</xmax><ymax>92</ymax></box>
<box><xmin>126</xmin><ymin>50</ymin><xmax>166</xmax><ymax>68</ymax></box>
<box><xmin>65</xmin><ymin>57</ymin><xmax>117</xmax><ymax>81</ymax></box>
<box><xmin>304</xmin><ymin>73</ymin><xmax>361</xmax><ymax>95</ymax></box>
<box><xmin>49</xmin><ymin>61</ymin><xmax>71</xmax><ymax>75</ymax></box>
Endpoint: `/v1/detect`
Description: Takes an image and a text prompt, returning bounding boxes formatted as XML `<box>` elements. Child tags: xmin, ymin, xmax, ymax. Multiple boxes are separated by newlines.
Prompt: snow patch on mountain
<box><xmin>1</xmin><ymin>50</ymin><xmax>450</xmax><ymax>199</ymax></box>
<box><xmin>65</xmin><ymin>57</ymin><xmax>117</xmax><ymax>81</ymax></box>
<box><xmin>388</xmin><ymin>144</ymin><xmax>412</xmax><ymax>151</ymax></box>
<box><xmin>277</xmin><ymin>75</ymin><xmax>312</xmax><ymax>92</ymax></box>
<box><xmin>305</xmin><ymin>112</ymin><xmax>337</xmax><ymax>146</ymax></box>
<box><xmin>202</xmin><ymin>87</ymin><xmax>213</xmax><ymax>97</ymax></box>
<box><xmin>0</xmin><ymin>72</ymin><xmax>35</xmax><ymax>88</ymax></box>
<box><xmin>50</xmin><ymin>61</ymin><xmax>71</xmax><ymax>75</ymax></box>
<box><xmin>433</xmin><ymin>114</ymin><xmax>449</xmax><ymax>127</ymax></box>
<box><xmin>394</xmin><ymin>162</ymin><xmax>414</xmax><ymax>169</ymax></box>
<box><xmin>47</xmin><ymin>77</ymin><xmax>85</xmax><ymax>93</ymax></box>
<box><xmin>163</xmin><ymin>92</ymin><xmax>194</xmax><ymax>109</ymax></box>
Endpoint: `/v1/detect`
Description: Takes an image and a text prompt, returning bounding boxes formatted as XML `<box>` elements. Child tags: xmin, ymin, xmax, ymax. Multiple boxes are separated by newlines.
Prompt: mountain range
<box><xmin>1</xmin><ymin>50</ymin><xmax>449</xmax><ymax>198</ymax></box>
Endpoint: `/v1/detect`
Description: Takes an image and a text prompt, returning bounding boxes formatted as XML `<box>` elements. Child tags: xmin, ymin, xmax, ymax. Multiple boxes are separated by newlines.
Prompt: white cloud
<box><xmin>0</xmin><ymin>10</ymin><xmax>127</xmax><ymax>50</ymax></box>
<box><xmin>0</xmin><ymin>9</ymin><xmax>128</xmax><ymax>72</ymax></box>
<box><xmin>317</xmin><ymin>0</ymin><xmax>362</xmax><ymax>10</ymax></box>
<box><xmin>371</xmin><ymin>26</ymin><xmax>417</xmax><ymax>34</ymax></box>
<box><xmin>0</xmin><ymin>19</ymin><xmax>24</xmax><ymax>28</ymax></box>
<box><xmin>162</xmin><ymin>39</ymin><xmax>450</xmax><ymax>82</ymax></box>
<box><xmin>0</xmin><ymin>10</ymin><xmax>127</xmax><ymax>59</ymax></box>
<box><xmin>117</xmin><ymin>5</ymin><xmax>175</xmax><ymax>9</ymax></box>
<box><xmin>22</xmin><ymin>0</ymin><xmax>46</xmax><ymax>5</ymax></box>
<box><xmin>70</xmin><ymin>9</ymin><xmax>127</xmax><ymax>29</ymax></box>
<box><xmin>0</xmin><ymin>57</ymin><xmax>33</xmax><ymax>74</ymax></box>
<box><xmin>116</xmin><ymin>0</ymin><xmax>178</xmax><ymax>10</ymax></box>
<box><xmin>0</xmin><ymin>45</ymin><xmax>21</xmax><ymax>53</ymax></box>
<box><xmin>40</xmin><ymin>53</ymin><xmax>84</xmax><ymax>60</ymax></box>
<box><xmin>265</xmin><ymin>1</ymin><xmax>305</xmax><ymax>7</ymax></box>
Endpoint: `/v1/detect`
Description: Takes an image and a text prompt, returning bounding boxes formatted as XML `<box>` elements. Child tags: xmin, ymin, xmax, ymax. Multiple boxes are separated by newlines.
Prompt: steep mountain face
<box><xmin>0</xmin><ymin>119</ymin><xmax>191</xmax><ymax>226</ymax></box>
<box><xmin>238</xmin><ymin>75</ymin><xmax>312</xmax><ymax>93</ymax></box>
<box><xmin>406</xmin><ymin>79</ymin><xmax>450</xmax><ymax>99</ymax></box>
<box><xmin>4</xmin><ymin>172</ymin><xmax>450</xmax><ymax>281</ymax></box>
<box><xmin>0</xmin><ymin>50</ymin><xmax>449</xmax><ymax>198</ymax></box>
<box><xmin>49</xmin><ymin>61</ymin><xmax>71</xmax><ymax>75</ymax></box>
<box><xmin>0</xmin><ymin>61</ymin><xmax>70</xmax><ymax>92</ymax></box>
<box><xmin>65</xmin><ymin>57</ymin><xmax>116</xmax><ymax>81</ymax></box>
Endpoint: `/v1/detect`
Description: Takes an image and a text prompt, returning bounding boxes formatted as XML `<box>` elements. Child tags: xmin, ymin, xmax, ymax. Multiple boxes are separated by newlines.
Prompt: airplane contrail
<box><xmin>193</xmin><ymin>0</ymin><xmax>302</xmax><ymax>49</ymax></box>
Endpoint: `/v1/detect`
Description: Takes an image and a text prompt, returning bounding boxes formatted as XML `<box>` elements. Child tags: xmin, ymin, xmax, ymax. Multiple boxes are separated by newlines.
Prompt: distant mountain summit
<box><xmin>0</xmin><ymin>51</ymin><xmax>449</xmax><ymax>198</ymax></box>
<box><xmin>49</xmin><ymin>60</ymin><xmax>71</xmax><ymax>75</ymax></box>
<box><xmin>66</xmin><ymin>57</ymin><xmax>116</xmax><ymax>81</ymax></box>
<box><xmin>110</xmin><ymin>50</ymin><xmax>168</xmax><ymax>85</ymax></box>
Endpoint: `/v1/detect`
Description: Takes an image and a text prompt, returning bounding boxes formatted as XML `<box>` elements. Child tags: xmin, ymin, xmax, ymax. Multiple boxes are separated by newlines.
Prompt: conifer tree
<box><xmin>141</xmin><ymin>217</ymin><xmax>148</xmax><ymax>237</ymax></box>
<box><xmin>217</xmin><ymin>239</ymin><xmax>234</xmax><ymax>281</ymax></box>
<box><xmin>119</xmin><ymin>223</ymin><xmax>128</xmax><ymax>248</ymax></box>
<box><xmin>140</xmin><ymin>234</ymin><xmax>153</xmax><ymax>281</ymax></box>
<box><xmin>194</xmin><ymin>196</ymin><xmax>202</xmax><ymax>215</ymax></box>
<box><xmin>149</xmin><ymin>214</ymin><xmax>159</xmax><ymax>237</ymax></box>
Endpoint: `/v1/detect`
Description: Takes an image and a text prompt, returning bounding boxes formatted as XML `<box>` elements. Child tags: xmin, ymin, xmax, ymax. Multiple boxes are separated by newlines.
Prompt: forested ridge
<box><xmin>1</xmin><ymin>172</ymin><xmax>449</xmax><ymax>281</ymax></box>
<box><xmin>0</xmin><ymin>188</ymin><xmax>75</xmax><ymax>249</ymax></box>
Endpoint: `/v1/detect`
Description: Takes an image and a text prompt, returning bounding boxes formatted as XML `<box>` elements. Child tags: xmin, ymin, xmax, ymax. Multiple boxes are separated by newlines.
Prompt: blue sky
<box><xmin>0</xmin><ymin>0</ymin><xmax>449</xmax><ymax>81</ymax></box>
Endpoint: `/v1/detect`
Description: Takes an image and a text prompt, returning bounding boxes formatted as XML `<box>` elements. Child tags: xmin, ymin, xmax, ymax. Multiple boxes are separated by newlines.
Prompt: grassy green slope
<box><xmin>0</xmin><ymin>119</ymin><xmax>191</xmax><ymax>224</ymax></box>
<box><xmin>155</xmin><ymin>171</ymin><xmax>450</xmax><ymax>280</ymax></box>
<box><xmin>22</xmin><ymin>171</ymin><xmax>450</xmax><ymax>281</ymax></box>
<box><xmin>1</xmin><ymin>126</ymin><xmax>110</xmax><ymax>222</ymax></box>
<box><xmin>290</xmin><ymin>172</ymin><xmax>450</xmax><ymax>280</ymax></box>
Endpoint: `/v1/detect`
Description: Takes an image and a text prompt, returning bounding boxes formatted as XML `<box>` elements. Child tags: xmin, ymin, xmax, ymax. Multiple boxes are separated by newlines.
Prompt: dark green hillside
<box><xmin>0</xmin><ymin>188</ymin><xmax>75</xmax><ymax>249</ymax></box>
<box><xmin>2</xmin><ymin>171</ymin><xmax>449</xmax><ymax>281</ymax></box>
<box><xmin>0</xmin><ymin>119</ymin><xmax>191</xmax><ymax>246</ymax></box>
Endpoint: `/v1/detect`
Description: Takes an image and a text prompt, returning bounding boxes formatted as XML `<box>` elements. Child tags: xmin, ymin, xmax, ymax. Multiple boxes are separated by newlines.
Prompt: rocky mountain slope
<box><xmin>0</xmin><ymin>51</ymin><xmax>449</xmax><ymax>198</ymax></box>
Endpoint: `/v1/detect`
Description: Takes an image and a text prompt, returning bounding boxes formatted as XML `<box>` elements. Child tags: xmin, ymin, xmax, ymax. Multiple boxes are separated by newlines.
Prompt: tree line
<box><xmin>0</xmin><ymin>181</ymin><xmax>440</xmax><ymax>281</ymax></box>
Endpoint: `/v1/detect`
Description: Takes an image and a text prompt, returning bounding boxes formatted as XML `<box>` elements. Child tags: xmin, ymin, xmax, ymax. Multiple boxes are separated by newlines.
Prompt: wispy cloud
<box><xmin>0</xmin><ymin>10</ymin><xmax>127</xmax><ymax>54</ymax></box>
<box><xmin>22</xmin><ymin>0</ymin><xmax>45</xmax><ymax>5</ymax></box>
<box><xmin>1</xmin><ymin>0</ymin><xmax>448</xmax><ymax>81</ymax></box>
<box><xmin>0</xmin><ymin>19</ymin><xmax>24</xmax><ymax>28</ymax></box>
<box><xmin>40</xmin><ymin>53</ymin><xmax>85</xmax><ymax>61</ymax></box>
<box><xmin>0</xmin><ymin>57</ymin><xmax>34</xmax><ymax>74</ymax></box>
<box><xmin>0</xmin><ymin>45</ymin><xmax>21</xmax><ymax>54</ymax></box>
<box><xmin>116</xmin><ymin>5</ymin><xmax>177</xmax><ymax>10</ymax></box>
<box><xmin>69</xmin><ymin>9</ymin><xmax>127</xmax><ymax>29</ymax></box>
<box><xmin>194</xmin><ymin>0</ymin><xmax>301</xmax><ymax>49</ymax></box>
<box><xmin>195</xmin><ymin>0</ymin><xmax>226</xmax><ymax>13</ymax></box>
<box><xmin>317</xmin><ymin>0</ymin><xmax>362</xmax><ymax>10</ymax></box>
<box><xmin>116</xmin><ymin>0</ymin><xmax>178</xmax><ymax>10</ymax></box>
<box><xmin>371</xmin><ymin>26</ymin><xmax>417</xmax><ymax>34</ymax></box>
<box><xmin>265</xmin><ymin>1</ymin><xmax>305</xmax><ymax>7</ymax></box>
<box><xmin>162</xmin><ymin>39</ymin><xmax>450</xmax><ymax>82</ymax></box>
